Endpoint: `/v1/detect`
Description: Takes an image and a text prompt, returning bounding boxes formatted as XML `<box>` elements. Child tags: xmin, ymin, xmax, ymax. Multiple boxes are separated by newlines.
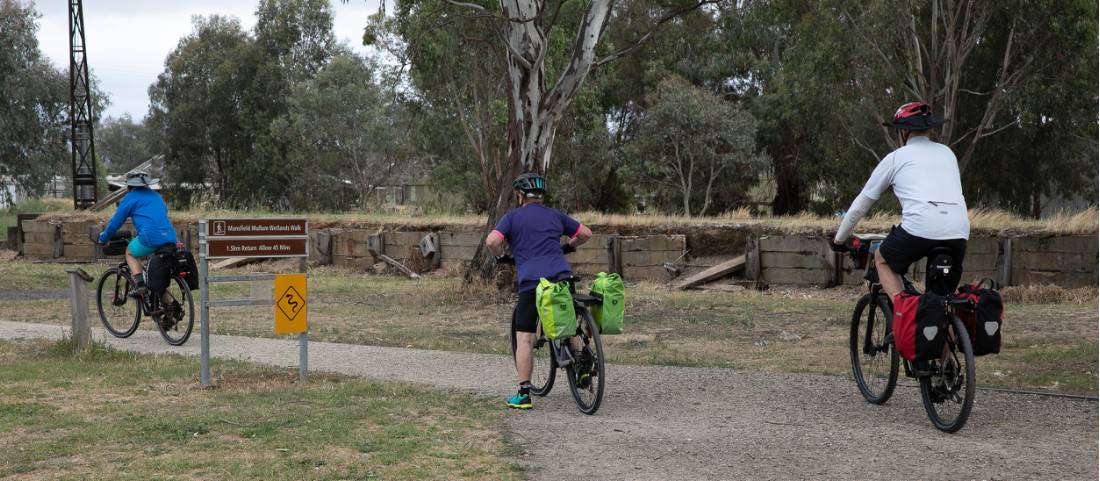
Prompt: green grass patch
<box><xmin>0</xmin><ymin>339</ymin><xmax>521</xmax><ymax>480</ymax></box>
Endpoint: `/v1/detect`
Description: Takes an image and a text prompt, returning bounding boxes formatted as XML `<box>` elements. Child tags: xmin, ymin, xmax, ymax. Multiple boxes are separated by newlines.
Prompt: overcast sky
<box><xmin>32</xmin><ymin>0</ymin><xmax>381</xmax><ymax>121</ymax></box>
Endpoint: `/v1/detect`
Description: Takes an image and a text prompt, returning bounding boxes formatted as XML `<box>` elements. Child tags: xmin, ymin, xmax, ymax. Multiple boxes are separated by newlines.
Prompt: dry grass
<box><xmin>1002</xmin><ymin>285</ymin><xmax>1099</xmax><ymax>305</ymax></box>
<box><xmin>32</xmin><ymin>204</ymin><xmax>1097</xmax><ymax>235</ymax></box>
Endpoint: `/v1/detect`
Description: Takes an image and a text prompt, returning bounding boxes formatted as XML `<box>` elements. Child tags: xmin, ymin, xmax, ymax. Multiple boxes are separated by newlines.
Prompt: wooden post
<box><xmin>997</xmin><ymin>237</ymin><xmax>1013</xmax><ymax>288</ymax></box>
<box><xmin>52</xmin><ymin>223</ymin><xmax>63</xmax><ymax>258</ymax></box>
<box><xmin>65</xmin><ymin>267</ymin><xmax>93</xmax><ymax>351</ymax></box>
<box><xmin>315</xmin><ymin>232</ymin><xmax>332</xmax><ymax>265</ymax></box>
<box><xmin>745</xmin><ymin>237</ymin><xmax>762</xmax><ymax>281</ymax></box>
<box><xmin>606</xmin><ymin>236</ymin><xmax>622</xmax><ymax>275</ymax></box>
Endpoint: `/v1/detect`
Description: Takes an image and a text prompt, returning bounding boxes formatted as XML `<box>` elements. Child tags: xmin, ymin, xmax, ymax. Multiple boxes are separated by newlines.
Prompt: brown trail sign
<box><xmin>198</xmin><ymin>218</ymin><xmax>310</xmax><ymax>387</ymax></box>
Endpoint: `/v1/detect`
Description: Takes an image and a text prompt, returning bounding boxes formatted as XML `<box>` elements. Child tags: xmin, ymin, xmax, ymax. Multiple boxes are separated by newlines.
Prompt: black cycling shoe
<box><xmin>128</xmin><ymin>284</ymin><xmax>147</xmax><ymax>299</ymax></box>
<box><xmin>159</xmin><ymin>301</ymin><xmax>182</xmax><ymax>331</ymax></box>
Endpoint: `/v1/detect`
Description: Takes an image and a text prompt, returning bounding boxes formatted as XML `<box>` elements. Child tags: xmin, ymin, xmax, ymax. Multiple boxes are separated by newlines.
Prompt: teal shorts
<box><xmin>127</xmin><ymin>237</ymin><xmax>156</xmax><ymax>258</ymax></box>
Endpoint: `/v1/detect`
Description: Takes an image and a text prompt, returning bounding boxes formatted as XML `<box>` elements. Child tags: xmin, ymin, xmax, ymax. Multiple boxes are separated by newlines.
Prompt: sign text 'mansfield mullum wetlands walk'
<box><xmin>205</xmin><ymin>219</ymin><xmax>308</xmax><ymax>258</ymax></box>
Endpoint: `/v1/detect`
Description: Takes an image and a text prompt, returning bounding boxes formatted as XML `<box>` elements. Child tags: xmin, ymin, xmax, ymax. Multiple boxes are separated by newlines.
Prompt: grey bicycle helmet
<box><xmin>512</xmin><ymin>173</ymin><xmax>546</xmax><ymax>198</ymax></box>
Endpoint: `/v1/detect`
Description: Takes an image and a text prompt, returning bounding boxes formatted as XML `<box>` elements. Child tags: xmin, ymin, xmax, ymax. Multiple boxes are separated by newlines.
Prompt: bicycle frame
<box><xmin>850</xmin><ymin>238</ymin><xmax>974</xmax><ymax>378</ymax></box>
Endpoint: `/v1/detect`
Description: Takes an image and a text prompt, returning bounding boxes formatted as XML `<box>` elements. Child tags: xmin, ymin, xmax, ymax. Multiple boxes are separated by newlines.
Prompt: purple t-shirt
<box><xmin>492</xmin><ymin>203</ymin><xmax>583</xmax><ymax>293</ymax></box>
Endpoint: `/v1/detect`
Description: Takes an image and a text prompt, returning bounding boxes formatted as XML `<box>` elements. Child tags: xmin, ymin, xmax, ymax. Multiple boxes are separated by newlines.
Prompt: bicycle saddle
<box><xmin>573</xmin><ymin>292</ymin><xmax>603</xmax><ymax>306</ymax></box>
<box><xmin>154</xmin><ymin>243</ymin><xmax>178</xmax><ymax>255</ymax></box>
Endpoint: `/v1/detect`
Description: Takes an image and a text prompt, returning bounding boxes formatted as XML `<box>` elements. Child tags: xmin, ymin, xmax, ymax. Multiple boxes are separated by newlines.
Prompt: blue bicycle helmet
<box><xmin>512</xmin><ymin>173</ymin><xmax>546</xmax><ymax>198</ymax></box>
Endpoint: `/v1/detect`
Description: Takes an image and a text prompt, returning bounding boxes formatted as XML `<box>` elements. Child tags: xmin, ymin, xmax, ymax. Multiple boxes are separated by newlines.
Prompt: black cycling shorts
<box><xmin>878</xmin><ymin>225</ymin><xmax>967</xmax><ymax>295</ymax></box>
<box><xmin>513</xmin><ymin>289</ymin><xmax>538</xmax><ymax>333</ymax></box>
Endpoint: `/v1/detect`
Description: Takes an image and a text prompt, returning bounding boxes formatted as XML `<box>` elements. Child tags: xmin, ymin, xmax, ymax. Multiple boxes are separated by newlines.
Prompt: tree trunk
<box><xmin>464</xmin><ymin>0</ymin><xmax>614</xmax><ymax>283</ymax></box>
<box><xmin>1030</xmin><ymin>188</ymin><xmax>1041</xmax><ymax>219</ymax></box>
<box><xmin>464</xmin><ymin>158</ymin><xmax>525</xmax><ymax>284</ymax></box>
<box><xmin>772</xmin><ymin>152</ymin><xmax>805</xmax><ymax>215</ymax></box>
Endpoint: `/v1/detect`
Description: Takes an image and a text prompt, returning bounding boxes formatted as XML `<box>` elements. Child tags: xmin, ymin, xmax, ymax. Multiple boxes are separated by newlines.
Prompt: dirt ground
<box><xmin>0</xmin><ymin>321</ymin><xmax>1095</xmax><ymax>481</ymax></box>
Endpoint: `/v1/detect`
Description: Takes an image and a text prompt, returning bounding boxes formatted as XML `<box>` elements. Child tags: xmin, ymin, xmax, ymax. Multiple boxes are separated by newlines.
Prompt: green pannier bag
<box><xmin>590</xmin><ymin>272</ymin><xmax>625</xmax><ymax>334</ymax></box>
<box><xmin>535</xmin><ymin>278</ymin><xmax>576</xmax><ymax>340</ymax></box>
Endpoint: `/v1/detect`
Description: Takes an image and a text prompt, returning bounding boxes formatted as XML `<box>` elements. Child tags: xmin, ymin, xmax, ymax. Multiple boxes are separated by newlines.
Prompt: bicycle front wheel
<box><xmin>849</xmin><ymin>293</ymin><xmax>899</xmax><ymax>404</ymax></box>
<box><xmin>96</xmin><ymin>267</ymin><xmax>140</xmax><ymax>338</ymax></box>
<box><xmin>566</xmin><ymin>309</ymin><xmax>605</xmax><ymax>415</ymax></box>
<box><xmin>153</xmin><ymin>276</ymin><xmax>195</xmax><ymax>346</ymax></box>
<box><xmin>919</xmin><ymin>315</ymin><xmax>976</xmax><ymax>433</ymax></box>
<box><xmin>511</xmin><ymin>310</ymin><xmax>555</xmax><ymax>396</ymax></box>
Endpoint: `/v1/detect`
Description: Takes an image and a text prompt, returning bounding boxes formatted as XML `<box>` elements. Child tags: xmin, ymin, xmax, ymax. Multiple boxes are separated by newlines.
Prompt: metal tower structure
<box><xmin>69</xmin><ymin>0</ymin><xmax>98</xmax><ymax>209</ymax></box>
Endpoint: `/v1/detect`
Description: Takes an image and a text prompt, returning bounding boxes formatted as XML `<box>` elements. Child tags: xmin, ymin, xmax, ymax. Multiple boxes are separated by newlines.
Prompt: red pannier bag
<box><xmin>956</xmin><ymin>280</ymin><xmax>1003</xmax><ymax>356</ymax></box>
<box><xmin>893</xmin><ymin>291</ymin><xmax>948</xmax><ymax>361</ymax></box>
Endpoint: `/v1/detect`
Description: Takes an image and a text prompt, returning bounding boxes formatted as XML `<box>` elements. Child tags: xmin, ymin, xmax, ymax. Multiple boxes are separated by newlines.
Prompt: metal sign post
<box><xmin>198</xmin><ymin>219</ymin><xmax>309</xmax><ymax>387</ymax></box>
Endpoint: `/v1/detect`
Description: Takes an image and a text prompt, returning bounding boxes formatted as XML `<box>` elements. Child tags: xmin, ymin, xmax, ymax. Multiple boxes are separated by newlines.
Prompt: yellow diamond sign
<box><xmin>274</xmin><ymin>274</ymin><xmax>307</xmax><ymax>334</ymax></box>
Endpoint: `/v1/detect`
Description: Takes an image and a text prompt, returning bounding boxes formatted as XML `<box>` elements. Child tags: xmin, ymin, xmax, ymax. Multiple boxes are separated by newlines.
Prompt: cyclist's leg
<box><xmin>876</xmin><ymin>225</ymin><xmax>926</xmax><ymax>298</ymax></box>
<box><xmin>125</xmin><ymin>237</ymin><xmax>156</xmax><ymax>297</ymax></box>
<box><xmin>126</xmin><ymin>237</ymin><xmax>155</xmax><ymax>277</ymax></box>
<box><xmin>513</xmin><ymin>290</ymin><xmax>538</xmax><ymax>384</ymax></box>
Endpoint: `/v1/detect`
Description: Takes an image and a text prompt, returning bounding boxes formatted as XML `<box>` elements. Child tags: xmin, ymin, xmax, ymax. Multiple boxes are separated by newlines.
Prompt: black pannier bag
<box><xmin>913</xmin><ymin>291</ymin><xmax>949</xmax><ymax>361</ymax></box>
<box><xmin>175</xmin><ymin>249</ymin><xmax>200</xmax><ymax>291</ymax></box>
<box><xmin>145</xmin><ymin>246</ymin><xmax>178</xmax><ymax>295</ymax></box>
<box><xmin>956</xmin><ymin>280</ymin><xmax>1003</xmax><ymax>356</ymax></box>
<box><xmin>101</xmin><ymin>231</ymin><xmax>133</xmax><ymax>256</ymax></box>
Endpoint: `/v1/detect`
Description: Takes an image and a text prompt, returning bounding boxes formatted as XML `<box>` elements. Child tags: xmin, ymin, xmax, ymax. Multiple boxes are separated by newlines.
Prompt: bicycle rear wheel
<box><xmin>849</xmin><ymin>293</ymin><xmax>899</xmax><ymax>404</ymax></box>
<box><xmin>153</xmin><ymin>276</ymin><xmax>195</xmax><ymax>346</ymax></box>
<box><xmin>511</xmin><ymin>310</ymin><xmax>555</xmax><ymax>396</ymax></box>
<box><xmin>566</xmin><ymin>309</ymin><xmax>605</xmax><ymax>415</ymax></box>
<box><xmin>96</xmin><ymin>267</ymin><xmax>140</xmax><ymax>338</ymax></box>
<box><xmin>919</xmin><ymin>315</ymin><xmax>975</xmax><ymax>433</ymax></box>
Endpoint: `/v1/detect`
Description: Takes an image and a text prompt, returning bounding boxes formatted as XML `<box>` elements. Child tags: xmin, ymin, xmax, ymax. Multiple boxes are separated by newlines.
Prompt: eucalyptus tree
<box><xmin>630</xmin><ymin>75</ymin><xmax>763</xmax><ymax>216</ymax></box>
<box><xmin>147</xmin><ymin>15</ymin><xmax>254</xmax><ymax>207</ymax></box>
<box><xmin>97</xmin><ymin>115</ymin><xmax>153</xmax><ymax>173</ymax></box>
<box><xmin>0</xmin><ymin>0</ymin><xmax>72</xmax><ymax>202</ymax></box>
<box><xmin>277</xmin><ymin>54</ymin><xmax>406</xmax><ymax>210</ymax></box>
<box><xmin>374</xmin><ymin>0</ymin><xmax>719</xmax><ymax>277</ymax></box>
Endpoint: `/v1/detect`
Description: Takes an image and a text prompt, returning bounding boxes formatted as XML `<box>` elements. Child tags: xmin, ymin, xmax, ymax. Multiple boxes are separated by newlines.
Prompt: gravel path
<box><xmin>1</xmin><ymin>320</ymin><xmax>1095</xmax><ymax>480</ymax></box>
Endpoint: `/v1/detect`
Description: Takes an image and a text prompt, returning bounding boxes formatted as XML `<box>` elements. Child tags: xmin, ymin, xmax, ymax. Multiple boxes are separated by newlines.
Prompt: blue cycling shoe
<box><xmin>506</xmin><ymin>392</ymin><xmax>532</xmax><ymax>409</ymax></box>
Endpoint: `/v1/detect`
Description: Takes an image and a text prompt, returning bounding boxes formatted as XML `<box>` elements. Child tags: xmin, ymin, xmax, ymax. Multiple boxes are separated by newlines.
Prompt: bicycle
<box><xmin>94</xmin><ymin>233</ymin><xmax>195</xmax><ymax>346</ymax></box>
<box><xmin>842</xmin><ymin>234</ymin><xmax>976</xmax><ymax>433</ymax></box>
<box><xmin>500</xmin><ymin>254</ymin><xmax>606</xmax><ymax>415</ymax></box>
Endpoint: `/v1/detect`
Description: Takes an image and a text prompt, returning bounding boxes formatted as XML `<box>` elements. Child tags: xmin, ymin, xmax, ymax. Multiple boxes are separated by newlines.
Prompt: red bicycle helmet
<box><xmin>882</xmin><ymin>102</ymin><xmax>946</xmax><ymax>130</ymax></box>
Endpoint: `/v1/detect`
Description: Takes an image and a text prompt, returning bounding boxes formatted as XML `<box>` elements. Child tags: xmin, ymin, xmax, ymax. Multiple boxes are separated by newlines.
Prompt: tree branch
<box><xmin>978</xmin><ymin>119</ymin><xmax>1020</xmax><ymax>139</ymax></box>
<box><xmin>446</xmin><ymin>0</ymin><xmax>541</xmax><ymax>23</ymax></box>
<box><xmin>593</xmin><ymin>0</ymin><xmax>719</xmax><ymax>68</ymax></box>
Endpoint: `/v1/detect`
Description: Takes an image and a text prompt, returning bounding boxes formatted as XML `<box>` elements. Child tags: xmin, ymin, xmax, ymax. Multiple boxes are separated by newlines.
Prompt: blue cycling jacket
<box><xmin>98</xmin><ymin>187</ymin><xmax>177</xmax><ymax>248</ymax></box>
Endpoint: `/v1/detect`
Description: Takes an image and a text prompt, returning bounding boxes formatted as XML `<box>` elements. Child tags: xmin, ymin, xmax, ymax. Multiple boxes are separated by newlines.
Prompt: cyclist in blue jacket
<box><xmin>486</xmin><ymin>173</ymin><xmax>592</xmax><ymax>409</ymax></box>
<box><xmin>98</xmin><ymin>171</ymin><xmax>178</xmax><ymax>298</ymax></box>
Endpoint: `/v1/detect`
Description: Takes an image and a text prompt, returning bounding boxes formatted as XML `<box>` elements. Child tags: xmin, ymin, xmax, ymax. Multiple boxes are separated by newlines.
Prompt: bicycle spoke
<box><xmin>850</xmin><ymin>294</ymin><xmax>898</xmax><ymax>404</ymax></box>
<box><xmin>920</xmin><ymin>316</ymin><xmax>976</xmax><ymax>433</ymax></box>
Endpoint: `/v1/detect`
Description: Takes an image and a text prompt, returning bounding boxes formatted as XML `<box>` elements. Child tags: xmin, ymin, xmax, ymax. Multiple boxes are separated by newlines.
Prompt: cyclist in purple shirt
<box><xmin>486</xmin><ymin>173</ymin><xmax>592</xmax><ymax>409</ymax></box>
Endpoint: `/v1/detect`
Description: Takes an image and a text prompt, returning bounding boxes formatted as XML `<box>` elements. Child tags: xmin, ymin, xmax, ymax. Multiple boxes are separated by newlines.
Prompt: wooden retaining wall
<box><xmin>746</xmin><ymin>234</ymin><xmax>1097</xmax><ymax>288</ymax></box>
<box><xmin>14</xmin><ymin>217</ymin><xmax>1097</xmax><ymax>287</ymax></box>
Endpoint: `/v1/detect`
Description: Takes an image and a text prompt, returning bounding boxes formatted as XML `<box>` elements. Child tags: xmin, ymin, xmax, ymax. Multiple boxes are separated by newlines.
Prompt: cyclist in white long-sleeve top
<box><xmin>832</xmin><ymin>102</ymin><xmax>970</xmax><ymax>298</ymax></box>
